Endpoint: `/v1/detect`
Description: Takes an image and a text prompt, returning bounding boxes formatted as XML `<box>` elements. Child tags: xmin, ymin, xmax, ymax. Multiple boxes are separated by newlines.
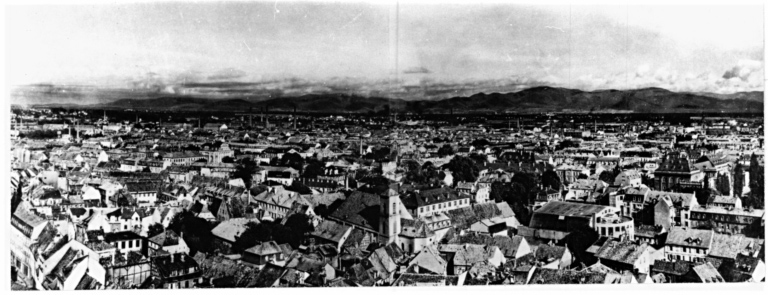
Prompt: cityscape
<box><xmin>7</xmin><ymin>1</ymin><xmax>766</xmax><ymax>290</ymax></box>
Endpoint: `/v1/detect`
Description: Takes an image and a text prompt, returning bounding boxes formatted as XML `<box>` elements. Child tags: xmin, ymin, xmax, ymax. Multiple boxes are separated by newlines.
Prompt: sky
<box><xmin>5</xmin><ymin>2</ymin><xmax>764</xmax><ymax>93</ymax></box>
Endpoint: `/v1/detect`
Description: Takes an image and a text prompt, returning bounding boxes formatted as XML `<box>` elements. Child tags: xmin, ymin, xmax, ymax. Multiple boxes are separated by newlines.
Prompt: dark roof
<box><xmin>246</xmin><ymin>241</ymin><xmax>282</xmax><ymax>256</ymax></box>
<box><xmin>148</xmin><ymin>230</ymin><xmax>181</xmax><ymax>247</ymax></box>
<box><xmin>328</xmin><ymin>191</ymin><xmax>380</xmax><ymax>231</ymax></box>
<box><xmin>151</xmin><ymin>253</ymin><xmax>199</xmax><ymax>280</ymax></box>
<box><xmin>105</xmin><ymin>231</ymin><xmax>143</xmax><ymax>242</ymax></box>
<box><xmin>310</xmin><ymin>219</ymin><xmax>351</xmax><ymax>244</ymax></box>
<box><xmin>252</xmin><ymin>263</ymin><xmax>287</xmax><ymax>287</ymax></box>
<box><xmin>651</xmin><ymin>260</ymin><xmax>691</xmax><ymax>276</ymax></box>
<box><xmin>534</xmin><ymin>244</ymin><xmax>568</xmax><ymax>263</ymax></box>
<box><xmin>400</xmin><ymin>187</ymin><xmax>464</xmax><ymax>209</ymax></box>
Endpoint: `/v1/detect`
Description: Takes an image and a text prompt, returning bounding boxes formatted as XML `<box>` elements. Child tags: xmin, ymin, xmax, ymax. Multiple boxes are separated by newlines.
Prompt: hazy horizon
<box><xmin>6</xmin><ymin>2</ymin><xmax>764</xmax><ymax>94</ymax></box>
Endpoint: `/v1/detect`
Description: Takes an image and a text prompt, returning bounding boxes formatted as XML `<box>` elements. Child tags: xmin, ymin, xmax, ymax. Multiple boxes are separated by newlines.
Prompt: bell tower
<box><xmin>379</xmin><ymin>188</ymin><xmax>401</xmax><ymax>246</ymax></box>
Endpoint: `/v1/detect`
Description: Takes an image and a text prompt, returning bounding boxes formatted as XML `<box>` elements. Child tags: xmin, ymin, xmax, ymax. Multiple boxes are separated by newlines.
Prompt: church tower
<box><xmin>379</xmin><ymin>188</ymin><xmax>401</xmax><ymax>246</ymax></box>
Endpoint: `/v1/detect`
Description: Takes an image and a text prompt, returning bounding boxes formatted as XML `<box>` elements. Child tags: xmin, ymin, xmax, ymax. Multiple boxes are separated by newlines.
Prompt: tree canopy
<box><xmin>444</xmin><ymin>155</ymin><xmax>479</xmax><ymax>183</ymax></box>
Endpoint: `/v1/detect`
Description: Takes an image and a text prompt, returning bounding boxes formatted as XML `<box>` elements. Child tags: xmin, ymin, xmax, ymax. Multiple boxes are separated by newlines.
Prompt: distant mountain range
<box><xmin>22</xmin><ymin>86</ymin><xmax>764</xmax><ymax>114</ymax></box>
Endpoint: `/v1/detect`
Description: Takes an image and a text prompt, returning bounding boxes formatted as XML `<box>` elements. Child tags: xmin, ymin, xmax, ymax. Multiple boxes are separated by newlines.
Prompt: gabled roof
<box><xmin>210</xmin><ymin>218</ymin><xmax>256</xmax><ymax>244</ymax></box>
<box><xmin>310</xmin><ymin>219</ymin><xmax>351</xmax><ymax>244</ymax></box>
<box><xmin>148</xmin><ymin>230</ymin><xmax>182</xmax><ymax>247</ymax></box>
<box><xmin>593</xmin><ymin>239</ymin><xmax>648</xmax><ymax>265</ymax></box>
<box><xmin>651</xmin><ymin>259</ymin><xmax>691</xmax><ymax>276</ymax></box>
<box><xmin>666</xmin><ymin>227</ymin><xmax>713</xmax><ymax>249</ymax></box>
<box><xmin>328</xmin><ymin>191</ymin><xmax>380</xmax><ymax>231</ymax></box>
<box><xmin>407</xmin><ymin>246</ymin><xmax>447</xmax><ymax>275</ymax></box>
<box><xmin>246</xmin><ymin>241</ymin><xmax>282</xmax><ymax>256</ymax></box>
<box><xmin>690</xmin><ymin>262</ymin><xmax>725</xmax><ymax>283</ymax></box>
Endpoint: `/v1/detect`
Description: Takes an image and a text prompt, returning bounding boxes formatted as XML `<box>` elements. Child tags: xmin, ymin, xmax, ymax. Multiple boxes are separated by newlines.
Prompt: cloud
<box><xmin>207</xmin><ymin>68</ymin><xmax>248</xmax><ymax>81</ymax></box>
<box><xmin>722</xmin><ymin>59</ymin><xmax>762</xmax><ymax>81</ymax></box>
<box><xmin>403</xmin><ymin>66</ymin><xmax>431</xmax><ymax>74</ymax></box>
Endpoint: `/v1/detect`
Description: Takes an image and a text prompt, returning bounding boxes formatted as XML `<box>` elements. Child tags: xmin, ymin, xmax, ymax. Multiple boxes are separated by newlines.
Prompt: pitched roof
<box><xmin>328</xmin><ymin>191</ymin><xmax>380</xmax><ymax>231</ymax></box>
<box><xmin>148</xmin><ymin>230</ymin><xmax>182</xmax><ymax>247</ymax></box>
<box><xmin>407</xmin><ymin>246</ymin><xmax>447</xmax><ymax>275</ymax></box>
<box><xmin>310</xmin><ymin>219</ymin><xmax>351</xmax><ymax>244</ymax></box>
<box><xmin>651</xmin><ymin>260</ymin><xmax>691</xmax><ymax>276</ymax></box>
<box><xmin>708</xmin><ymin>233</ymin><xmax>763</xmax><ymax>260</ymax></box>
<box><xmin>246</xmin><ymin>241</ymin><xmax>282</xmax><ymax>256</ymax></box>
<box><xmin>665</xmin><ymin>227</ymin><xmax>714</xmax><ymax>249</ymax></box>
<box><xmin>690</xmin><ymin>262</ymin><xmax>725</xmax><ymax>283</ymax></box>
<box><xmin>594</xmin><ymin>239</ymin><xmax>648</xmax><ymax>265</ymax></box>
<box><xmin>210</xmin><ymin>218</ymin><xmax>256</xmax><ymax>243</ymax></box>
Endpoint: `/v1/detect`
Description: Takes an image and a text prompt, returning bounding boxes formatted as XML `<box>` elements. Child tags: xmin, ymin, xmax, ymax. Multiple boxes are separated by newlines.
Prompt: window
<box><xmin>121</xmin><ymin>241</ymin><xmax>125</xmax><ymax>248</ymax></box>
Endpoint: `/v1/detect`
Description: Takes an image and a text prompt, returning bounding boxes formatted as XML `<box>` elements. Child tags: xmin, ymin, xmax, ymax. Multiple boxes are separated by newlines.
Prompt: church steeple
<box><xmin>379</xmin><ymin>188</ymin><xmax>401</xmax><ymax>246</ymax></box>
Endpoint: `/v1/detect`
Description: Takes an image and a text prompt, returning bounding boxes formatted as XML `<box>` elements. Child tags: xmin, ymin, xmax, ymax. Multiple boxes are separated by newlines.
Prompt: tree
<box><xmin>541</xmin><ymin>170</ymin><xmax>562</xmax><ymax>191</ymax></box>
<box><xmin>365</xmin><ymin>147</ymin><xmax>392</xmax><ymax>161</ymax></box>
<box><xmin>233</xmin><ymin>216</ymin><xmax>314</xmax><ymax>252</ymax></box>
<box><xmin>471</xmin><ymin>139</ymin><xmax>490</xmax><ymax>148</ymax></box>
<box><xmin>746</xmin><ymin>154</ymin><xmax>764</xmax><ymax>209</ymax></box>
<box><xmin>233</xmin><ymin>158</ymin><xmax>258</xmax><ymax>188</ymax></box>
<box><xmin>168</xmin><ymin>210</ymin><xmax>217</xmax><ymax>255</ymax></box>
<box><xmin>280</xmin><ymin>153</ymin><xmax>305</xmax><ymax>171</ymax></box>
<box><xmin>232</xmin><ymin>222</ymin><xmax>273</xmax><ymax>253</ymax></box>
<box><xmin>733</xmin><ymin>163</ymin><xmax>744</xmax><ymax>198</ymax></box>
<box><xmin>229</xmin><ymin>196</ymin><xmax>247</xmax><ymax>219</ymax></box>
<box><xmin>302</xmin><ymin>162</ymin><xmax>325</xmax><ymax>179</ymax></box>
<box><xmin>437</xmin><ymin>144</ymin><xmax>454</xmax><ymax>157</ymax></box>
<box><xmin>147</xmin><ymin>223</ymin><xmax>165</xmax><ymax>238</ymax></box>
<box><xmin>469</xmin><ymin>154</ymin><xmax>488</xmax><ymax>167</ymax></box>
<box><xmin>714</xmin><ymin>172</ymin><xmax>730</xmax><ymax>196</ymax></box>
<box><xmin>564</xmin><ymin>223</ymin><xmax>600</xmax><ymax>266</ymax></box>
<box><xmin>11</xmin><ymin>179</ymin><xmax>22</xmax><ymax>214</ymax></box>
<box><xmin>221</xmin><ymin>156</ymin><xmax>235</xmax><ymax>164</ymax></box>
<box><xmin>444</xmin><ymin>155</ymin><xmax>479</xmax><ymax>182</ymax></box>
<box><xmin>489</xmin><ymin>178</ymin><xmax>535</xmax><ymax>226</ymax></box>
<box><xmin>286</xmin><ymin>181</ymin><xmax>312</xmax><ymax>195</ymax></box>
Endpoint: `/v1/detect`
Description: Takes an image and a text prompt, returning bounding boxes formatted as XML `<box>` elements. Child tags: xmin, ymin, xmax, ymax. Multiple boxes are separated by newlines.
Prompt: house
<box><xmin>309</xmin><ymin>219</ymin><xmax>353</xmax><ymax>254</ymax></box>
<box><xmin>407</xmin><ymin>246</ymin><xmax>448</xmax><ymax>275</ymax></box>
<box><xmin>532</xmin><ymin>244</ymin><xmax>573</xmax><ymax>270</ymax></box>
<box><xmin>210</xmin><ymin>218</ymin><xmax>257</xmax><ymax>250</ymax></box>
<box><xmin>689</xmin><ymin>206</ymin><xmax>764</xmax><ymax>237</ymax></box>
<box><xmin>281</xmin><ymin>254</ymin><xmax>336</xmax><ymax>286</ymax></box>
<box><xmin>399</xmin><ymin>218</ymin><xmax>437</xmax><ymax>254</ymax></box>
<box><xmin>251</xmin><ymin>186</ymin><xmax>307</xmax><ymax>220</ymax></box>
<box><xmin>643</xmin><ymin>191</ymin><xmax>698</xmax><ymax>229</ymax></box>
<box><xmin>104</xmin><ymin>231</ymin><xmax>145</xmax><ymax>258</ymax></box>
<box><xmin>592</xmin><ymin>238</ymin><xmax>652</xmax><ymax>274</ymax></box>
<box><xmin>650</xmin><ymin>259</ymin><xmax>692</xmax><ymax>283</ymax></box>
<box><xmin>242</xmin><ymin>241</ymin><xmax>287</xmax><ymax>267</ymax></box>
<box><xmin>391</xmin><ymin>273</ymin><xmax>463</xmax><ymax>287</ymax></box>
<box><xmin>37</xmin><ymin>240</ymin><xmax>107</xmax><ymax>290</ymax></box>
<box><xmin>401</xmin><ymin>187</ymin><xmax>471</xmax><ymax>218</ymax></box>
<box><xmin>148</xmin><ymin>230</ymin><xmax>189</xmax><ymax>256</ymax></box>
<box><xmin>438</xmin><ymin>244</ymin><xmax>506</xmax><ymax>275</ymax></box>
<box><xmin>125</xmin><ymin>182</ymin><xmax>160</xmax><ymax>206</ymax></box>
<box><xmin>664</xmin><ymin>227</ymin><xmax>713</xmax><ymax>263</ymax></box>
<box><xmin>252</xmin><ymin>263</ymin><xmax>287</xmax><ymax>287</ymax></box>
<box><xmin>681</xmin><ymin>262</ymin><xmax>725</xmax><ymax>283</ymax></box>
<box><xmin>529</xmin><ymin>201</ymin><xmax>618</xmax><ymax>237</ymax></box>
<box><xmin>149</xmin><ymin>253</ymin><xmax>203</xmax><ymax>289</ymax></box>
<box><xmin>447</xmin><ymin>234</ymin><xmax>532</xmax><ymax>267</ymax></box>
<box><xmin>717</xmin><ymin>254</ymin><xmax>766</xmax><ymax>282</ymax></box>
<box><xmin>370</xmin><ymin>243</ymin><xmax>410</xmax><ymax>280</ymax></box>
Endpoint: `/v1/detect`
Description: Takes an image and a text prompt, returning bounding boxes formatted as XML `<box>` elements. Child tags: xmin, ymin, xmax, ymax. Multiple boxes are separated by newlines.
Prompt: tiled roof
<box><xmin>593</xmin><ymin>239</ymin><xmax>648</xmax><ymax>265</ymax></box>
<box><xmin>246</xmin><ymin>241</ymin><xmax>282</xmax><ymax>256</ymax></box>
<box><xmin>665</xmin><ymin>227</ymin><xmax>713</xmax><ymax>249</ymax></box>
<box><xmin>310</xmin><ymin>219</ymin><xmax>351</xmax><ymax>244</ymax></box>
<box><xmin>328</xmin><ymin>191</ymin><xmax>381</xmax><ymax>231</ymax></box>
